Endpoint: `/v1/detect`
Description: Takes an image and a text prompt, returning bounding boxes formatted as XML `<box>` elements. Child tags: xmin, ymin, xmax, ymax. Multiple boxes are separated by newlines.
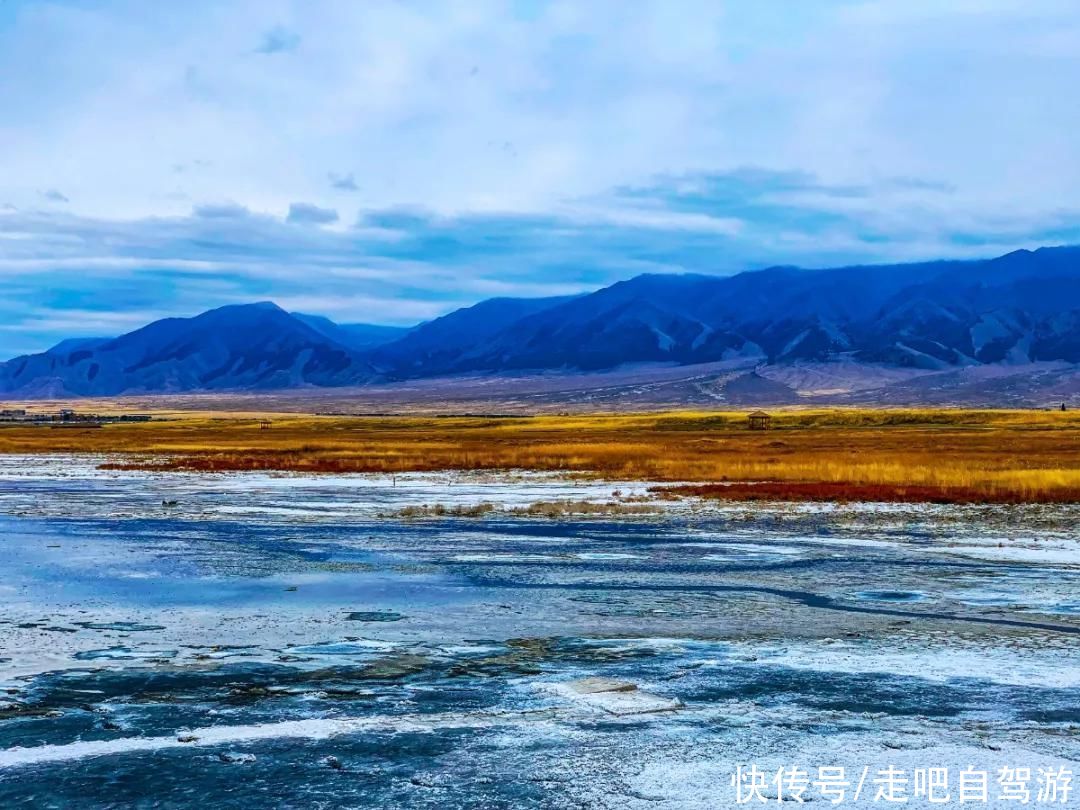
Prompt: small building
<box><xmin>748</xmin><ymin>410</ymin><xmax>771</xmax><ymax>430</ymax></box>
<box><xmin>259</xmin><ymin>420</ymin><xmax>273</xmax><ymax>430</ymax></box>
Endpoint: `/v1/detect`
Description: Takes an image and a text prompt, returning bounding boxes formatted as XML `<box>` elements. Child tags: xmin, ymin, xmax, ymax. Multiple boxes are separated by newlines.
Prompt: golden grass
<box><xmin>1</xmin><ymin>407</ymin><xmax>1078</xmax><ymax>503</ymax></box>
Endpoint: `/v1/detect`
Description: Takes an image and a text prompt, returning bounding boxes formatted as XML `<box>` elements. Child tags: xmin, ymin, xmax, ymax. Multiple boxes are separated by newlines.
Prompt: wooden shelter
<box><xmin>748</xmin><ymin>410</ymin><xmax>771</xmax><ymax>430</ymax></box>
<box><xmin>259</xmin><ymin>420</ymin><xmax>273</xmax><ymax>430</ymax></box>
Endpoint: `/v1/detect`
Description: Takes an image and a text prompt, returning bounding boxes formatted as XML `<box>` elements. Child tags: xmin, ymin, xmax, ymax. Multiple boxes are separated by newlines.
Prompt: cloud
<box><xmin>329</xmin><ymin>172</ymin><xmax>359</xmax><ymax>192</ymax></box>
<box><xmin>42</xmin><ymin>189</ymin><xmax>69</xmax><ymax>203</ymax></box>
<box><xmin>2</xmin><ymin>1</ymin><xmax>1080</xmax><ymax>355</ymax></box>
<box><xmin>0</xmin><ymin>0</ymin><xmax>1073</xmax><ymax>222</ymax></box>
<box><xmin>4</xmin><ymin>1</ymin><xmax>1079</xmax><ymax>225</ymax></box>
<box><xmin>3</xmin><ymin>175</ymin><xmax>1080</xmax><ymax>360</ymax></box>
<box><xmin>254</xmin><ymin>26</ymin><xmax>300</xmax><ymax>55</ymax></box>
<box><xmin>193</xmin><ymin>202</ymin><xmax>251</xmax><ymax>219</ymax></box>
<box><xmin>286</xmin><ymin>202</ymin><xmax>339</xmax><ymax>226</ymax></box>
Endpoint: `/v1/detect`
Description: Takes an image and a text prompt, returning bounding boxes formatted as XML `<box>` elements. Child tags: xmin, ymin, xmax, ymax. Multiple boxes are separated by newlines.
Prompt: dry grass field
<box><xmin>1</xmin><ymin>407</ymin><xmax>1078</xmax><ymax>503</ymax></box>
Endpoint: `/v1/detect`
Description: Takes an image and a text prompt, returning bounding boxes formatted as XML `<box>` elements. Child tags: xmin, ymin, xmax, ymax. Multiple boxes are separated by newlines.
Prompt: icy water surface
<box><xmin>0</xmin><ymin>456</ymin><xmax>1078</xmax><ymax>808</ymax></box>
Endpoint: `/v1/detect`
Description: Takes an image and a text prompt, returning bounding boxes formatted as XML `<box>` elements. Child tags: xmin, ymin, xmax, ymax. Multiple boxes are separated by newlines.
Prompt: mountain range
<box><xmin>2</xmin><ymin>245</ymin><xmax>1079</xmax><ymax>404</ymax></box>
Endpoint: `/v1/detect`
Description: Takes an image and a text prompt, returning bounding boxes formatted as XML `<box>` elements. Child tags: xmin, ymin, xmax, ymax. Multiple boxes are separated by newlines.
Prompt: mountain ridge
<box><xmin>2</xmin><ymin>245</ymin><xmax>1079</xmax><ymax>401</ymax></box>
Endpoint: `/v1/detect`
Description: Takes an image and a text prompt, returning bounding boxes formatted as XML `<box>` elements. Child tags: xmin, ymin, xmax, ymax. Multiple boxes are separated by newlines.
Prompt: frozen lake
<box><xmin>0</xmin><ymin>456</ymin><xmax>1077</xmax><ymax>808</ymax></box>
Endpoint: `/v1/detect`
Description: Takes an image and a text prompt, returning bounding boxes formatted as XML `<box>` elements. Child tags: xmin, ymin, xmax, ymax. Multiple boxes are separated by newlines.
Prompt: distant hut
<box><xmin>748</xmin><ymin>410</ymin><xmax>771</xmax><ymax>431</ymax></box>
<box><xmin>259</xmin><ymin>420</ymin><xmax>273</xmax><ymax>430</ymax></box>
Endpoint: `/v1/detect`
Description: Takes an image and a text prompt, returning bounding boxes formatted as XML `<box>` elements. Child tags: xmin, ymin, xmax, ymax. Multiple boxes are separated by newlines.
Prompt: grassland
<box><xmin>1</xmin><ymin>407</ymin><xmax>1078</xmax><ymax>503</ymax></box>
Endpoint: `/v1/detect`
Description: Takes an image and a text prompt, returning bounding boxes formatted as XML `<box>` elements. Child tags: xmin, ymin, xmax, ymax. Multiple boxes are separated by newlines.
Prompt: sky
<box><xmin>2</xmin><ymin>0</ymin><xmax>1080</xmax><ymax>357</ymax></box>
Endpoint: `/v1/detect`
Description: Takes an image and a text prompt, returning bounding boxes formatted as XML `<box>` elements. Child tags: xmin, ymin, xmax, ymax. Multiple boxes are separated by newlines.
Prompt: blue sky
<box><xmin>3</xmin><ymin>0</ymin><xmax>1080</xmax><ymax>357</ymax></box>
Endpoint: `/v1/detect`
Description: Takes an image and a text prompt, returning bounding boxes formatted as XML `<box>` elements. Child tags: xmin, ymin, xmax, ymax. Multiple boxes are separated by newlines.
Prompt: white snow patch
<box><xmin>0</xmin><ymin>710</ymin><xmax>549</xmax><ymax>769</ymax></box>
<box><xmin>733</xmin><ymin>639</ymin><xmax>1080</xmax><ymax>689</ymax></box>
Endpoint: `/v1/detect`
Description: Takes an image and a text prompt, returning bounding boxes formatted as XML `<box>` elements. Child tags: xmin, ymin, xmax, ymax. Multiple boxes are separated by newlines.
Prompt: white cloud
<box><xmin>286</xmin><ymin>202</ymin><xmax>339</xmax><ymax>225</ymax></box>
<box><xmin>1</xmin><ymin>0</ymin><xmax>1073</xmax><ymax>223</ymax></box>
<box><xmin>1</xmin><ymin>0</ymin><xmax>1079</xmax><ymax>354</ymax></box>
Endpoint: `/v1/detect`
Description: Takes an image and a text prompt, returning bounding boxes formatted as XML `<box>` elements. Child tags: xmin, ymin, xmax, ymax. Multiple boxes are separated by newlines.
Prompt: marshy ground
<box><xmin>1</xmin><ymin>407</ymin><xmax>1077</xmax><ymax>806</ymax></box>
<box><xmin>1</xmin><ymin>406</ymin><xmax>1078</xmax><ymax>503</ymax></box>
<box><xmin>0</xmin><ymin>457</ymin><xmax>1077</xmax><ymax>807</ymax></box>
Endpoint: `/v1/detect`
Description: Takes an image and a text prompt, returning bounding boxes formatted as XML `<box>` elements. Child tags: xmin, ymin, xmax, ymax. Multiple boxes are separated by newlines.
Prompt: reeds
<box><xmin>2</xmin><ymin>407</ymin><xmax>1078</xmax><ymax>503</ymax></box>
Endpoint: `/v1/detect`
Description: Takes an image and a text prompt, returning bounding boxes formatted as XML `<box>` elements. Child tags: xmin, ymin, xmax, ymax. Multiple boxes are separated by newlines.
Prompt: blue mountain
<box><xmin>378</xmin><ymin>246</ymin><xmax>1080</xmax><ymax>376</ymax></box>
<box><xmin>1</xmin><ymin>245</ymin><xmax>1078</xmax><ymax>398</ymax></box>
<box><xmin>0</xmin><ymin>302</ymin><xmax>373</xmax><ymax>396</ymax></box>
<box><xmin>290</xmin><ymin>313</ymin><xmax>410</xmax><ymax>351</ymax></box>
<box><xmin>44</xmin><ymin>337</ymin><xmax>112</xmax><ymax>356</ymax></box>
<box><xmin>369</xmin><ymin>295</ymin><xmax>577</xmax><ymax>372</ymax></box>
